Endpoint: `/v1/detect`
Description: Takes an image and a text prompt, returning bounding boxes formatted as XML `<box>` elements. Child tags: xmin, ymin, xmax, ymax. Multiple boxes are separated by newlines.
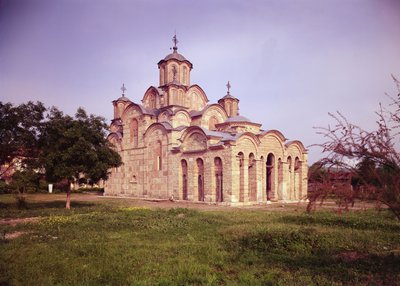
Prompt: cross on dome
<box><xmin>226</xmin><ymin>81</ymin><xmax>231</xmax><ymax>94</ymax></box>
<box><xmin>172</xmin><ymin>33</ymin><xmax>178</xmax><ymax>52</ymax></box>
<box><xmin>121</xmin><ymin>83</ymin><xmax>127</xmax><ymax>95</ymax></box>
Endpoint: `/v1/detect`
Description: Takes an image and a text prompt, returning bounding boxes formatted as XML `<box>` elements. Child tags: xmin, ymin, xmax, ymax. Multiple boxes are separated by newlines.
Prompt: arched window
<box><xmin>182</xmin><ymin>66</ymin><xmax>187</xmax><ymax>84</ymax></box>
<box><xmin>181</xmin><ymin>159</ymin><xmax>188</xmax><ymax>200</ymax></box>
<box><xmin>214</xmin><ymin>157</ymin><xmax>223</xmax><ymax>202</ymax></box>
<box><xmin>155</xmin><ymin>141</ymin><xmax>162</xmax><ymax>170</ymax></box>
<box><xmin>226</xmin><ymin>102</ymin><xmax>232</xmax><ymax>117</ymax></box>
<box><xmin>149</xmin><ymin>94</ymin><xmax>156</xmax><ymax>109</ymax></box>
<box><xmin>266</xmin><ymin>153</ymin><xmax>275</xmax><ymax>201</ymax></box>
<box><xmin>130</xmin><ymin>119</ymin><xmax>138</xmax><ymax>147</ymax></box>
<box><xmin>294</xmin><ymin>157</ymin><xmax>300</xmax><ymax>172</ymax></box>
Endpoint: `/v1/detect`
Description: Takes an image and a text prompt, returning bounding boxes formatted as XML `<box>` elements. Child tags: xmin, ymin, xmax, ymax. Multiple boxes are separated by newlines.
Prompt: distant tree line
<box><xmin>0</xmin><ymin>101</ymin><xmax>122</xmax><ymax>209</ymax></box>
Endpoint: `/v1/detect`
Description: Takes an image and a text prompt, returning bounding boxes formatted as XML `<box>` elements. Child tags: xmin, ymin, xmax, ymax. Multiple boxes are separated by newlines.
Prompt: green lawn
<box><xmin>1</xmin><ymin>194</ymin><xmax>399</xmax><ymax>285</ymax></box>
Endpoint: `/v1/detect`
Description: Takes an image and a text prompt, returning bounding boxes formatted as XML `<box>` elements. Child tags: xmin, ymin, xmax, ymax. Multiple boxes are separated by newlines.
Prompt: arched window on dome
<box><xmin>182</xmin><ymin>66</ymin><xmax>187</xmax><ymax>85</ymax></box>
<box><xmin>225</xmin><ymin>102</ymin><xmax>232</xmax><ymax>117</ymax></box>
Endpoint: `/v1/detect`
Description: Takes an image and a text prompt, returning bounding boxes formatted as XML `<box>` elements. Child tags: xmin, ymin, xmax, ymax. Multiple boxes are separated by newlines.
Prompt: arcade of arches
<box><xmin>105</xmin><ymin>37</ymin><xmax>308</xmax><ymax>204</ymax></box>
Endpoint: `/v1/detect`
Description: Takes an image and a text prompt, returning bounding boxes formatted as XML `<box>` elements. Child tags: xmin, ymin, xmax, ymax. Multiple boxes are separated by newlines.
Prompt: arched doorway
<box><xmin>214</xmin><ymin>157</ymin><xmax>223</xmax><ymax>202</ymax></box>
<box><xmin>248</xmin><ymin>153</ymin><xmax>257</xmax><ymax>201</ymax></box>
<box><xmin>197</xmin><ymin>158</ymin><xmax>205</xmax><ymax>201</ymax></box>
<box><xmin>266</xmin><ymin>153</ymin><xmax>275</xmax><ymax>201</ymax></box>
<box><xmin>238</xmin><ymin>152</ymin><xmax>245</xmax><ymax>202</ymax></box>
<box><xmin>181</xmin><ymin>159</ymin><xmax>188</xmax><ymax>200</ymax></box>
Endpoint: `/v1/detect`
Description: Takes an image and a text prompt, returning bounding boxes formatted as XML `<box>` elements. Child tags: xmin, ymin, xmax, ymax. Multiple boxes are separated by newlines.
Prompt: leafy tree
<box><xmin>11</xmin><ymin>170</ymin><xmax>41</xmax><ymax>194</ymax></box>
<box><xmin>40</xmin><ymin>107</ymin><xmax>122</xmax><ymax>209</ymax></box>
<box><xmin>0</xmin><ymin>101</ymin><xmax>46</xmax><ymax>178</ymax></box>
<box><xmin>309</xmin><ymin>76</ymin><xmax>400</xmax><ymax>219</ymax></box>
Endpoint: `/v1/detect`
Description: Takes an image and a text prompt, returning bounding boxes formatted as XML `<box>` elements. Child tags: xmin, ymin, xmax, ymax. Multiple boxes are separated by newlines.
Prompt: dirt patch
<box><xmin>3</xmin><ymin>231</ymin><xmax>31</xmax><ymax>240</ymax></box>
<box><xmin>0</xmin><ymin>217</ymin><xmax>40</xmax><ymax>226</ymax></box>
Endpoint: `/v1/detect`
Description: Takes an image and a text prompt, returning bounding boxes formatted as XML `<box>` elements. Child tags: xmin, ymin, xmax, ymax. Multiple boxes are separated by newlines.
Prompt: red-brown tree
<box><xmin>308</xmin><ymin>76</ymin><xmax>400</xmax><ymax>219</ymax></box>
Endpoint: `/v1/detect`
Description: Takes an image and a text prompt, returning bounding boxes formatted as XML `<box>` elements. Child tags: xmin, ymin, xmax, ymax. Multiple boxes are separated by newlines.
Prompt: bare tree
<box><xmin>309</xmin><ymin>75</ymin><xmax>400</xmax><ymax>220</ymax></box>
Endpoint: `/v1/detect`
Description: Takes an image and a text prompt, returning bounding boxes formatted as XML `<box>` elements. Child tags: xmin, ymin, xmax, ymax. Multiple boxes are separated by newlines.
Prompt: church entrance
<box><xmin>266</xmin><ymin>153</ymin><xmax>275</xmax><ymax>201</ymax></box>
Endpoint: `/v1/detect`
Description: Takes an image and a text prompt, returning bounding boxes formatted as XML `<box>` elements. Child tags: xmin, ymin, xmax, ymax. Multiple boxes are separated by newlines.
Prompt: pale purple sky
<box><xmin>1</xmin><ymin>0</ymin><xmax>399</xmax><ymax>163</ymax></box>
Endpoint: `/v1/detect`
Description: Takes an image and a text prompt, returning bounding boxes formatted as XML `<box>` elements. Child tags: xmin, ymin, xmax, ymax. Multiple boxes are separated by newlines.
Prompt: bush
<box><xmin>0</xmin><ymin>180</ymin><xmax>13</xmax><ymax>194</ymax></box>
<box><xmin>76</xmin><ymin>187</ymin><xmax>104</xmax><ymax>194</ymax></box>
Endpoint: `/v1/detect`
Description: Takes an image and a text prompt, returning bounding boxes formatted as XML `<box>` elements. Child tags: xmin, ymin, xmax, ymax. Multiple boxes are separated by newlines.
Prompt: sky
<box><xmin>0</xmin><ymin>0</ymin><xmax>399</xmax><ymax>164</ymax></box>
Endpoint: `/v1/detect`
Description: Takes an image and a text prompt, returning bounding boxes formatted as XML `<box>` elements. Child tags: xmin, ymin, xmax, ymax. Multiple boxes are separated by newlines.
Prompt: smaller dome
<box><xmin>225</xmin><ymin>115</ymin><xmax>251</xmax><ymax>123</ymax></box>
<box><xmin>116</xmin><ymin>95</ymin><xmax>130</xmax><ymax>102</ymax></box>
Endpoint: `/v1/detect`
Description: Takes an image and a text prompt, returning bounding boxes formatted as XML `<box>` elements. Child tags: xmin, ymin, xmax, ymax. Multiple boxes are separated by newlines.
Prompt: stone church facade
<box><xmin>105</xmin><ymin>37</ymin><xmax>308</xmax><ymax>205</ymax></box>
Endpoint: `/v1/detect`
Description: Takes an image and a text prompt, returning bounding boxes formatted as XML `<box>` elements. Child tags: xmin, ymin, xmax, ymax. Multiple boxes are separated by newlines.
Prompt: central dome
<box><xmin>163</xmin><ymin>51</ymin><xmax>188</xmax><ymax>62</ymax></box>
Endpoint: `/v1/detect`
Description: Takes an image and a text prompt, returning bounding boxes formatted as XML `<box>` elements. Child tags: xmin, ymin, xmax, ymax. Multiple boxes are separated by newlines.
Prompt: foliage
<box><xmin>0</xmin><ymin>101</ymin><xmax>46</xmax><ymax>178</ymax></box>
<box><xmin>309</xmin><ymin>76</ymin><xmax>400</xmax><ymax>219</ymax></box>
<box><xmin>0</xmin><ymin>194</ymin><xmax>399</xmax><ymax>285</ymax></box>
<box><xmin>10</xmin><ymin>170</ymin><xmax>41</xmax><ymax>194</ymax></box>
<box><xmin>0</xmin><ymin>180</ymin><xmax>13</xmax><ymax>194</ymax></box>
<box><xmin>39</xmin><ymin>107</ymin><xmax>122</xmax><ymax>208</ymax></box>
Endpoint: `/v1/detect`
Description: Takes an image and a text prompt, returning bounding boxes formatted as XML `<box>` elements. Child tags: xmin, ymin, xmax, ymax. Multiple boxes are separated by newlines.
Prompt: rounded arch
<box><xmin>121</xmin><ymin>103</ymin><xmax>144</xmax><ymax>121</ymax></box>
<box><xmin>180</xmin><ymin>127</ymin><xmax>208</xmax><ymax>153</ymax></box>
<box><xmin>259</xmin><ymin>130</ymin><xmax>286</xmax><ymax>151</ymax></box>
<box><xmin>186</xmin><ymin>85</ymin><xmax>209</xmax><ymax>106</ymax></box>
<box><xmin>142</xmin><ymin>86</ymin><xmax>161</xmax><ymax>109</ymax></box>
<box><xmin>143</xmin><ymin>123</ymin><xmax>169</xmax><ymax>146</ymax></box>
<box><xmin>179</xmin><ymin>126</ymin><xmax>207</xmax><ymax>142</ymax></box>
<box><xmin>200</xmin><ymin>104</ymin><xmax>228</xmax><ymax>129</ymax></box>
<box><xmin>173</xmin><ymin>110</ymin><xmax>191</xmax><ymax>127</ymax></box>
<box><xmin>287</xmin><ymin>156</ymin><xmax>293</xmax><ymax>169</ymax></box>
<box><xmin>285</xmin><ymin>140</ymin><xmax>307</xmax><ymax>155</ymax></box>
<box><xmin>236</xmin><ymin>133</ymin><xmax>260</xmax><ymax>154</ymax></box>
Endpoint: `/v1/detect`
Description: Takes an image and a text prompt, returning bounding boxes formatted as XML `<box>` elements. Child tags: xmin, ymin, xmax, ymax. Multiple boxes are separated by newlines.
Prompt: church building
<box><xmin>105</xmin><ymin>36</ymin><xmax>308</xmax><ymax>205</ymax></box>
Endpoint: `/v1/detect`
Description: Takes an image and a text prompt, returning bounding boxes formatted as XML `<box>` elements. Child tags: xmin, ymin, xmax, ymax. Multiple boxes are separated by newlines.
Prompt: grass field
<box><xmin>1</xmin><ymin>194</ymin><xmax>399</xmax><ymax>285</ymax></box>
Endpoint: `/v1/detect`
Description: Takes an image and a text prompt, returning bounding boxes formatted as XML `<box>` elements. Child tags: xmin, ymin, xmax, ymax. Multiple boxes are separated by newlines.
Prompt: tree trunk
<box><xmin>66</xmin><ymin>182</ymin><xmax>72</xmax><ymax>209</ymax></box>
